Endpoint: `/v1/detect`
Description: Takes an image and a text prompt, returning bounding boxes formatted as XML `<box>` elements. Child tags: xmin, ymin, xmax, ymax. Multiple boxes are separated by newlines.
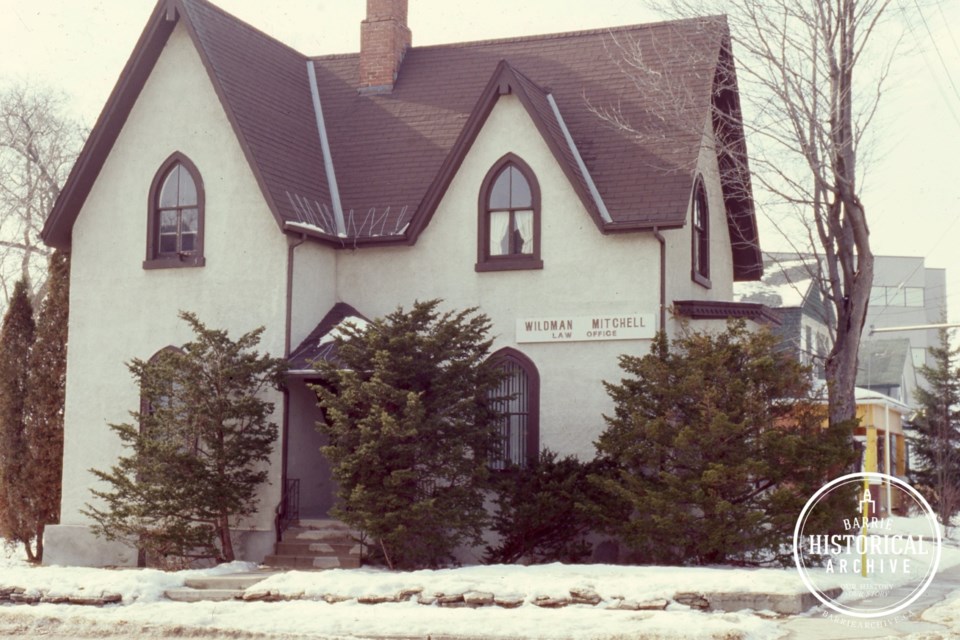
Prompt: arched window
<box><xmin>139</xmin><ymin>346</ymin><xmax>196</xmax><ymax>453</ymax></box>
<box><xmin>488</xmin><ymin>348</ymin><xmax>540</xmax><ymax>469</ymax></box>
<box><xmin>144</xmin><ymin>152</ymin><xmax>205</xmax><ymax>269</ymax></box>
<box><xmin>476</xmin><ymin>154</ymin><xmax>542</xmax><ymax>271</ymax></box>
<box><xmin>691</xmin><ymin>176</ymin><xmax>710</xmax><ymax>286</ymax></box>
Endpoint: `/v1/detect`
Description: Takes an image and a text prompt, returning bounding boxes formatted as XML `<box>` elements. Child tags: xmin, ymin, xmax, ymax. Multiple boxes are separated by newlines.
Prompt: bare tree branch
<box><xmin>0</xmin><ymin>82</ymin><xmax>85</xmax><ymax>307</ymax></box>
<box><xmin>593</xmin><ymin>0</ymin><xmax>911</xmax><ymax>423</ymax></box>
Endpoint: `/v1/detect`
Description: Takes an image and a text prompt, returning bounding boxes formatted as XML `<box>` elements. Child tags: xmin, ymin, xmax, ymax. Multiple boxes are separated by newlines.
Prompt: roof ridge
<box><xmin>417</xmin><ymin>14</ymin><xmax>726</xmax><ymax>50</ymax></box>
<box><xmin>309</xmin><ymin>14</ymin><xmax>727</xmax><ymax>59</ymax></box>
<box><xmin>180</xmin><ymin>0</ymin><xmax>307</xmax><ymax>60</ymax></box>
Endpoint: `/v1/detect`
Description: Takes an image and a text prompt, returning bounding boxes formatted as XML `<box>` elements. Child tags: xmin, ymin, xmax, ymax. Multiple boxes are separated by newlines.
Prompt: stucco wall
<box><xmin>663</xmin><ymin>116</ymin><xmax>736</xmax><ymax>335</ymax></box>
<box><xmin>289</xmin><ymin>242</ymin><xmax>337</xmax><ymax>350</ymax></box>
<box><xmin>47</xmin><ymin>24</ymin><xmax>290</xmax><ymax>566</ymax></box>
<box><xmin>335</xmin><ymin>95</ymin><xmax>666</xmax><ymax>458</ymax></box>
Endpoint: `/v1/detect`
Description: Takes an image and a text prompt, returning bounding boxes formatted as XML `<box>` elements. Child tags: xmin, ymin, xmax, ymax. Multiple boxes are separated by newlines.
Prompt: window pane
<box><xmin>905</xmin><ymin>287</ymin><xmax>924</xmax><ymax>307</ymax></box>
<box><xmin>489</xmin><ymin>211</ymin><xmax>510</xmax><ymax>256</ymax></box>
<box><xmin>181</xmin><ymin>208</ymin><xmax>198</xmax><ymax>234</ymax></box>
<box><xmin>510</xmin><ymin>167</ymin><xmax>532</xmax><ymax>207</ymax></box>
<box><xmin>178</xmin><ymin>168</ymin><xmax>198</xmax><ymax>206</ymax></box>
<box><xmin>489</xmin><ymin>168</ymin><xmax>511</xmax><ymax>208</ymax></box>
<box><xmin>159</xmin><ymin>234</ymin><xmax>177</xmax><ymax>254</ymax></box>
<box><xmin>887</xmin><ymin>287</ymin><xmax>905</xmax><ymax>307</ymax></box>
<box><xmin>508</xmin><ymin>414</ymin><xmax>526</xmax><ymax>465</ymax></box>
<box><xmin>515</xmin><ymin>210</ymin><xmax>534</xmax><ymax>255</ymax></box>
<box><xmin>159</xmin><ymin>209</ymin><xmax>178</xmax><ymax>234</ymax></box>
<box><xmin>180</xmin><ymin>233</ymin><xmax>196</xmax><ymax>253</ymax></box>
<box><xmin>694</xmin><ymin>186</ymin><xmax>707</xmax><ymax>229</ymax></box>
<box><xmin>159</xmin><ymin>165</ymin><xmax>181</xmax><ymax>208</ymax></box>
<box><xmin>869</xmin><ymin>286</ymin><xmax>886</xmax><ymax>306</ymax></box>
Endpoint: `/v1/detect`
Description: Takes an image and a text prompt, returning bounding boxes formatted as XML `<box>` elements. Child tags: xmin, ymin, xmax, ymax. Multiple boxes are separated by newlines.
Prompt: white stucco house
<box><xmin>40</xmin><ymin>0</ymin><xmax>775</xmax><ymax>566</ymax></box>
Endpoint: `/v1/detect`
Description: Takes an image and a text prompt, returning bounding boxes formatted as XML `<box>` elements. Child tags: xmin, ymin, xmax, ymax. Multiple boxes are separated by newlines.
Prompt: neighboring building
<box><xmin>734</xmin><ymin>255</ymin><xmax>831</xmax><ymax>377</ymax></box>
<box><xmin>855</xmin><ymin>388</ymin><xmax>910</xmax><ymax>516</ymax></box>
<box><xmin>740</xmin><ymin>253</ymin><xmax>946</xmax><ymax>405</ymax></box>
<box><xmin>40</xmin><ymin>0</ymin><xmax>771</xmax><ymax>566</ymax></box>
<box><xmin>868</xmin><ymin>256</ymin><xmax>947</xmax><ymax>380</ymax></box>
<box><xmin>856</xmin><ymin>338</ymin><xmax>917</xmax><ymax>407</ymax></box>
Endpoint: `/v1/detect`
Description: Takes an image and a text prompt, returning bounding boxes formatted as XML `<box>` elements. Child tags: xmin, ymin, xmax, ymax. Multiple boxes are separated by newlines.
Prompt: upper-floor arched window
<box><xmin>476</xmin><ymin>154</ymin><xmax>543</xmax><ymax>272</ymax></box>
<box><xmin>144</xmin><ymin>152</ymin><xmax>205</xmax><ymax>269</ymax></box>
<box><xmin>691</xmin><ymin>175</ymin><xmax>710</xmax><ymax>287</ymax></box>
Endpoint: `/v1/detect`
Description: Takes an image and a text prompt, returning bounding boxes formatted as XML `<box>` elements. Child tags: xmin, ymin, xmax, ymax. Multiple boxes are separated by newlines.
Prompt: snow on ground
<box><xmin>2</xmin><ymin>515</ymin><xmax>959</xmax><ymax>640</ymax></box>
<box><xmin>248</xmin><ymin>562</ymin><xmax>819</xmax><ymax>602</ymax></box>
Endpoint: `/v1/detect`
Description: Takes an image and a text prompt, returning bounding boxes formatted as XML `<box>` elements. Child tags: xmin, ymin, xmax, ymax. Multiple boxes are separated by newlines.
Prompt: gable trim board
<box><xmin>41</xmin><ymin>0</ymin><xmax>762</xmax><ymax>280</ymax></box>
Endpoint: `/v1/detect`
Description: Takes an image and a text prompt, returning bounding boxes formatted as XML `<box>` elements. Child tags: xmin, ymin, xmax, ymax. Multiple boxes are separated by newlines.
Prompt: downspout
<box><xmin>278</xmin><ymin>234</ymin><xmax>306</xmax><ymax>542</ymax></box>
<box><xmin>654</xmin><ymin>227</ymin><xmax>666</xmax><ymax>333</ymax></box>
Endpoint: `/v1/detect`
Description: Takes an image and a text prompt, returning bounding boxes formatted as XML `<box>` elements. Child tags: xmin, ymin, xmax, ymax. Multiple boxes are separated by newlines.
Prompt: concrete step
<box><xmin>164</xmin><ymin>588</ymin><xmax>245</xmax><ymax>602</ymax></box>
<box><xmin>282</xmin><ymin>529</ymin><xmax>358</xmax><ymax>544</ymax></box>
<box><xmin>262</xmin><ymin>554</ymin><xmax>360</xmax><ymax>570</ymax></box>
<box><xmin>275</xmin><ymin>541</ymin><xmax>360</xmax><ymax>556</ymax></box>
<box><xmin>183</xmin><ymin>572</ymin><xmax>278</xmax><ymax>590</ymax></box>
<box><xmin>296</xmin><ymin>518</ymin><xmax>355</xmax><ymax>531</ymax></box>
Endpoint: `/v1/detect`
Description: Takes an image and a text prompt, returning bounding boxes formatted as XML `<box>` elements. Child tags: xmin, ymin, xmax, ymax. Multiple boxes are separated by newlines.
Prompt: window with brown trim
<box><xmin>691</xmin><ymin>176</ymin><xmax>710</xmax><ymax>287</ymax></box>
<box><xmin>140</xmin><ymin>347</ymin><xmax>198</xmax><ymax>454</ymax></box>
<box><xmin>476</xmin><ymin>154</ymin><xmax>542</xmax><ymax>272</ymax></box>
<box><xmin>488</xmin><ymin>348</ymin><xmax>540</xmax><ymax>469</ymax></box>
<box><xmin>144</xmin><ymin>152</ymin><xmax>205</xmax><ymax>269</ymax></box>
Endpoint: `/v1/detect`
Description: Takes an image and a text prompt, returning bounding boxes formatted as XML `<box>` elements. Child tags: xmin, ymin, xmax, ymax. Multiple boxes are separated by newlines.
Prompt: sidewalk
<box><xmin>777</xmin><ymin>563</ymin><xmax>960</xmax><ymax>639</ymax></box>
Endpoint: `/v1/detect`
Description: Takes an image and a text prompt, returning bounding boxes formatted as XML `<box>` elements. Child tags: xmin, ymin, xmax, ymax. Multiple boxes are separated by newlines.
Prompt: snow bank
<box><xmin>249</xmin><ymin>562</ymin><xmax>815</xmax><ymax>603</ymax></box>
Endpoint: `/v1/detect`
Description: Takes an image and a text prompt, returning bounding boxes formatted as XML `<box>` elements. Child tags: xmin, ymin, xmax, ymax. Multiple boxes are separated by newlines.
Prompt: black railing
<box><xmin>275</xmin><ymin>478</ymin><xmax>300</xmax><ymax>542</ymax></box>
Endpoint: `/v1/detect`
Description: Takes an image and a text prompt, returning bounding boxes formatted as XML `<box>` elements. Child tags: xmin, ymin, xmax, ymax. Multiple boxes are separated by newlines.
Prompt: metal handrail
<box><xmin>274</xmin><ymin>478</ymin><xmax>300</xmax><ymax>542</ymax></box>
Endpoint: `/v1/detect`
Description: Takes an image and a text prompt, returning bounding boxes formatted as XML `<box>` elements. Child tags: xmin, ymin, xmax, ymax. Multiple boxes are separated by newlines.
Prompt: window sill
<box><xmin>476</xmin><ymin>258</ymin><xmax>543</xmax><ymax>272</ymax></box>
<box><xmin>692</xmin><ymin>270</ymin><xmax>712</xmax><ymax>289</ymax></box>
<box><xmin>143</xmin><ymin>255</ymin><xmax>206</xmax><ymax>270</ymax></box>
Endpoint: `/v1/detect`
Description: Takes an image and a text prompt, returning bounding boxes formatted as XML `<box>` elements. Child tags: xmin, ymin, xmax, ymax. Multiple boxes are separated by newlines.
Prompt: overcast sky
<box><xmin>2</xmin><ymin>0</ymin><xmax>959</xmax><ymax>321</ymax></box>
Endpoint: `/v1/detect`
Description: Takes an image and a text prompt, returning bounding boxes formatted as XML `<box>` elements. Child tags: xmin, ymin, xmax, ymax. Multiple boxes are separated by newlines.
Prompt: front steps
<box><xmin>165</xmin><ymin>571</ymin><xmax>277</xmax><ymax>602</ymax></box>
<box><xmin>262</xmin><ymin>519</ymin><xmax>363</xmax><ymax>570</ymax></box>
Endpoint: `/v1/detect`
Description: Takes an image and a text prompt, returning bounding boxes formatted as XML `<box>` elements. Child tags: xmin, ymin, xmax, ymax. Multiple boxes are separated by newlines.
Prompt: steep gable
<box><xmin>43</xmin><ymin>0</ymin><xmax>762</xmax><ymax>279</ymax></box>
<box><xmin>42</xmin><ymin>0</ymin><xmax>329</xmax><ymax>250</ymax></box>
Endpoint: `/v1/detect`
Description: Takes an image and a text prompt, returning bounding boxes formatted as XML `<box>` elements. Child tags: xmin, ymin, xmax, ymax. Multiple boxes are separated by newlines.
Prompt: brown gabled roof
<box><xmin>288</xmin><ymin>302</ymin><xmax>368</xmax><ymax>374</ymax></box>
<box><xmin>42</xmin><ymin>0</ymin><xmax>762</xmax><ymax>279</ymax></box>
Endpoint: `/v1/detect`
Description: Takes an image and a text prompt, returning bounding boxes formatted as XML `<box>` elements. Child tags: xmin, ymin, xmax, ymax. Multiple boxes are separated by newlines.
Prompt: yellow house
<box><xmin>855</xmin><ymin>388</ymin><xmax>910</xmax><ymax>516</ymax></box>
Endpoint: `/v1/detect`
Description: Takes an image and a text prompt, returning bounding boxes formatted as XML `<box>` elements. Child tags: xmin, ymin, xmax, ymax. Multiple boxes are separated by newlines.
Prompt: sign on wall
<box><xmin>516</xmin><ymin>313</ymin><xmax>656</xmax><ymax>344</ymax></box>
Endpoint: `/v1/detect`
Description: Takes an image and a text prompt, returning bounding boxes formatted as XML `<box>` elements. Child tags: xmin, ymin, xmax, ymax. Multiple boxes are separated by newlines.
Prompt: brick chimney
<box><xmin>359</xmin><ymin>0</ymin><xmax>411</xmax><ymax>93</ymax></box>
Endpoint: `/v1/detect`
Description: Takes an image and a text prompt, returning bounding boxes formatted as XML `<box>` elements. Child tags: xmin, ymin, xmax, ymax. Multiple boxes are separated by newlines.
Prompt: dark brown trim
<box><xmin>673</xmin><ymin>300</ymin><xmax>782</xmax><ymax>326</ymax></box>
<box><xmin>712</xmin><ymin>38</ymin><xmax>762</xmax><ymax>282</ymax></box>
<box><xmin>475</xmin><ymin>153</ymin><xmax>543</xmax><ymax>272</ymax></box>
<box><xmin>41</xmin><ymin>0</ymin><xmax>178</xmax><ymax>250</ymax></box>
<box><xmin>690</xmin><ymin>175</ymin><xmax>710</xmax><ymax>288</ymax></box>
<box><xmin>488</xmin><ymin>347</ymin><xmax>540</xmax><ymax>467</ymax></box>
<box><xmin>143</xmin><ymin>151</ymin><xmax>206</xmax><ymax>269</ymax></box>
